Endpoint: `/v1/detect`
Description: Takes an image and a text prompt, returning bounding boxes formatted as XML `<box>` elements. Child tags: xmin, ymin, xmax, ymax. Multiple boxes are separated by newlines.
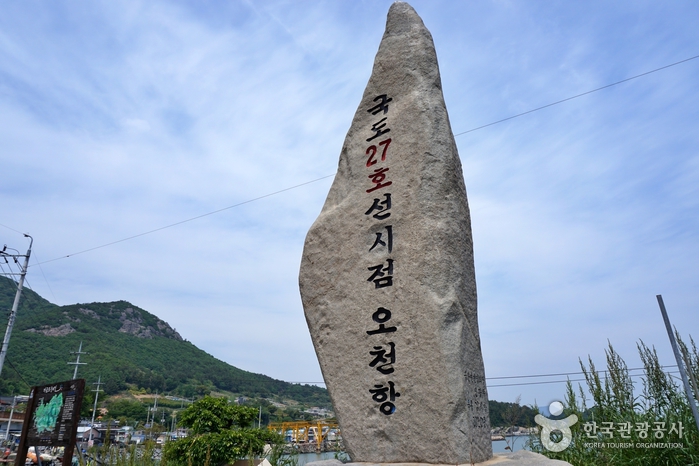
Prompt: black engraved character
<box><xmin>369</xmin><ymin>342</ymin><xmax>396</xmax><ymax>374</ymax></box>
<box><xmin>367</xmin><ymin>259</ymin><xmax>393</xmax><ymax>288</ymax></box>
<box><xmin>367</xmin><ymin>94</ymin><xmax>393</xmax><ymax>115</ymax></box>
<box><xmin>366</xmin><ymin>117</ymin><xmax>391</xmax><ymax>142</ymax></box>
<box><xmin>366</xmin><ymin>167</ymin><xmax>392</xmax><ymax>193</ymax></box>
<box><xmin>366</xmin><ymin>307</ymin><xmax>397</xmax><ymax>335</ymax></box>
<box><xmin>369</xmin><ymin>381</ymin><xmax>401</xmax><ymax>415</ymax></box>
<box><xmin>365</xmin><ymin>193</ymin><xmax>391</xmax><ymax>220</ymax></box>
<box><xmin>369</xmin><ymin>225</ymin><xmax>393</xmax><ymax>253</ymax></box>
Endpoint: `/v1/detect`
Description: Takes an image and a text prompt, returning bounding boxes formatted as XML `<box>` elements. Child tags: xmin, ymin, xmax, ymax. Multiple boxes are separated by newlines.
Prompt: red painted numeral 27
<box><xmin>365</xmin><ymin>138</ymin><xmax>392</xmax><ymax>167</ymax></box>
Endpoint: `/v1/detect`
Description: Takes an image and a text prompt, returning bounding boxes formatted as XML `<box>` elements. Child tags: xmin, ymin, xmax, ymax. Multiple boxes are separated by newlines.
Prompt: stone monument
<box><xmin>299</xmin><ymin>2</ymin><xmax>492</xmax><ymax>464</ymax></box>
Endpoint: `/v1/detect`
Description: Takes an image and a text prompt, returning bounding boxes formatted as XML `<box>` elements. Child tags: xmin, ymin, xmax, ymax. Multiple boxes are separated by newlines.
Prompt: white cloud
<box><xmin>1</xmin><ymin>0</ymin><xmax>698</xmax><ymax>407</ymax></box>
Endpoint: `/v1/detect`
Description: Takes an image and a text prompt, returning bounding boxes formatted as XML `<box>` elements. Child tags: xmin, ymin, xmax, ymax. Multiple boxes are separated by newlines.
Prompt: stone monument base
<box><xmin>307</xmin><ymin>451</ymin><xmax>573</xmax><ymax>466</ymax></box>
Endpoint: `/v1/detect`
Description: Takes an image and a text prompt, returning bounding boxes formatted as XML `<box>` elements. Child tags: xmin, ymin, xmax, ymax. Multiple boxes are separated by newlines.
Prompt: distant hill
<box><xmin>0</xmin><ymin>276</ymin><xmax>329</xmax><ymax>407</ymax></box>
<box><xmin>488</xmin><ymin>400</ymin><xmax>536</xmax><ymax>428</ymax></box>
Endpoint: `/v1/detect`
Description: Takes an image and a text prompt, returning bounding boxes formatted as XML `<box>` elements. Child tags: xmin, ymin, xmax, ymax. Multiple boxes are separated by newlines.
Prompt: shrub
<box><xmin>529</xmin><ymin>337</ymin><xmax>699</xmax><ymax>465</ymax></box>
<box><xmin>163</xmin><ymin>396</ymin><xmax>282</xmax><ymax>466</ymax></box>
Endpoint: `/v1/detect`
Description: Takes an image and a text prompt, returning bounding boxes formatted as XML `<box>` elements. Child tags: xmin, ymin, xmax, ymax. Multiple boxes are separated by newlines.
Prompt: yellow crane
<box><xmin>268</xmin><ymin>420</ymin><xmax>340</xmax><ymax>445</ymax></box>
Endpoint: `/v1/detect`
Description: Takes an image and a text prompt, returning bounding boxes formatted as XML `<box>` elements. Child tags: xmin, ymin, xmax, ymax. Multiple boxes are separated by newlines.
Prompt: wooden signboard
<box><xmin>15</xmin><ymin>379</ymin><xmax>85</xmax><ymax>466</ymax></box>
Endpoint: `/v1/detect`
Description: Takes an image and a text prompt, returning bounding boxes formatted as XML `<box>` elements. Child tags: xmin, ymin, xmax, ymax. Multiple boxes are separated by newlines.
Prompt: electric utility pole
<box><xmin>657</xmin><ymin>294</ymin><xmax>699</xmax><ymax>432</ymax></box>
<box><xmin>88</xmin><ymin>376</ymin><xmax>104</xmax><ymax>444</ymax></box>
<box><xmin>152</xmin><ymin>392</ymin><xmax>159</xmax><ymax>424</ymax></box>
<box><xmin>68</xmin><ymin>341</ymin><xmax>88</xmax><ymax>379</ymax></box>
<box><xmin>170</xmin><ymin>411</ymin><xmax>177</xmax><ymax>434</ymax></box>
<box><xmin>0</xmin><ymin>235</ymin><xmax>32</xmax><ymax>378</ymax></box>
<box><xmin>4</xmin><ymin>395</ymin><xmax>16</xmax><ymax>441</ymax></box>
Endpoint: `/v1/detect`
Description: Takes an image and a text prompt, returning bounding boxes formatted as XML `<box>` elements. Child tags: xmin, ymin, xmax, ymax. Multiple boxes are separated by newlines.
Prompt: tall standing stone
<box><xmin>299</xmin><ymin>3</ymin><xmax>491</xmax><ymax>464</ymax></box>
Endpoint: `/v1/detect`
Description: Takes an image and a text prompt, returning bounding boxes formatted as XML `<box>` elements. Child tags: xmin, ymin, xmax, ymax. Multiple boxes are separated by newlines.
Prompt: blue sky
<box><xmin>1</xmin><ymin>0</ymin><xmax>698</xmax><ymax>407</ymax></box>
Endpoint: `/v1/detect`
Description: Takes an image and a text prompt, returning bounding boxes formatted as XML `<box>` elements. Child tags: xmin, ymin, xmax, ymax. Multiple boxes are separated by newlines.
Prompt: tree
<box><xmin>163</xmin><ymin>396</ymin><xmax>281</xmax><ymax>466</ymax></box>
<box><xmin>105</xmin><ymin>399</ymin><xmax>147</xmax><ymax>423</ymax></box>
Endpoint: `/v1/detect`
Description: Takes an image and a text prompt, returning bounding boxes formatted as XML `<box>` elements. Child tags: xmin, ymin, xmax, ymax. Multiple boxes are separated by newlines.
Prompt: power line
<box><xmin>0</xmin><ymin>251</ymin><xmax>24</xmax><ymax>289</ymax></box>
<box><xmin>286</xmin><ymin>365</ymin><xmax>682</xmax><ymax>388</ymax></box>
<box><xmin>454</xmin><ymin>53</ymin><xmax>699</xmax><ymax>136</ymax></box>
<box><xmin>25</xmin><ymin>53</ymin><xmax>699</xmax><ymax>267</ymax></box>
<box><xmin>31</xmin><ymin>254</ymin><xmax>56</xmax><ymax>302</ymax></box>
<box><xmin>0</xmin><ymin>223</ymin><xmax>25</xmax><ymax>235</ymax></box>
<box><xmin>487</xmin><ymin>371</ymin><xmax>681</xmax><ymax>389</ymax></box>
<box><xmin>35</xmin><ymin>174</ymin><xmax>335</xmax><ymax>266</ymax></box>
<box><xmin>0</xmin><ymin>55</ymin><xmax>693</xmax><ymax>398</ymax></box>
<box><xmin>0</xmin><ymin>264</ymin><xmax>18</xmax><ymax>287</ymax></box>
<box><xmin>1</xmin><ymin>226</ymin><xmax>57</xmax><ymax>301</ymax></box>
<box><xmin>1</xmin><ymin>254</ymin><xmax>34</xmax><ymax>294</ymax></box>
<box><xmin>4</xmin><ymin>358</ymin><xmax>30</xmax><ymax>389</ymax></box>
<box><xmin>489</xmin><ymin>377</ymin><xmax>589</xmax><ymax>388</ymax></box>
<box><xmin>486</xmin><ymin>365</ymin><xmax>677</xmax><ymax>380</ymax></box>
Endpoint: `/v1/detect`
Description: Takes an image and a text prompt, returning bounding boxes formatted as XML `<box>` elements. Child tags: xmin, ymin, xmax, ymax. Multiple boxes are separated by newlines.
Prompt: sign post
<box><xmin>15</xmin><ymin>379</ymin><xmax>85</xmax><ymax>466</ymax></box>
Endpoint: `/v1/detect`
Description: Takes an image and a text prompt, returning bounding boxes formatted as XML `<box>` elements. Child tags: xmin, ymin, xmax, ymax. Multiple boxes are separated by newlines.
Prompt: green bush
<box><xmin>163</xmin><ymin>396</ymin><xmax>282</xmax><ymax>466</ymax></box>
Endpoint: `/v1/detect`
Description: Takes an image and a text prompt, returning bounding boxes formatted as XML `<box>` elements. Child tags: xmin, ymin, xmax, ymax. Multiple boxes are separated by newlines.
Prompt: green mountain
<box><xmin>0</xmin><ymin>276</ymin><xmax>329</xmax><ymax>407</ymax></box>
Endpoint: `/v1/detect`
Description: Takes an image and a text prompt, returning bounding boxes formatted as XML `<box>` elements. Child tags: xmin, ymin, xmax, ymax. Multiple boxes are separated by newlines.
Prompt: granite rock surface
<box><xmin>307</xmin><ymin>451</ymin><xmax>573</xmax><ymax>466</ymax></box>
<box><xmin>300</xmin><ymin>2</ymin><xmax>490</xmax><ymax>464</ymax></box>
